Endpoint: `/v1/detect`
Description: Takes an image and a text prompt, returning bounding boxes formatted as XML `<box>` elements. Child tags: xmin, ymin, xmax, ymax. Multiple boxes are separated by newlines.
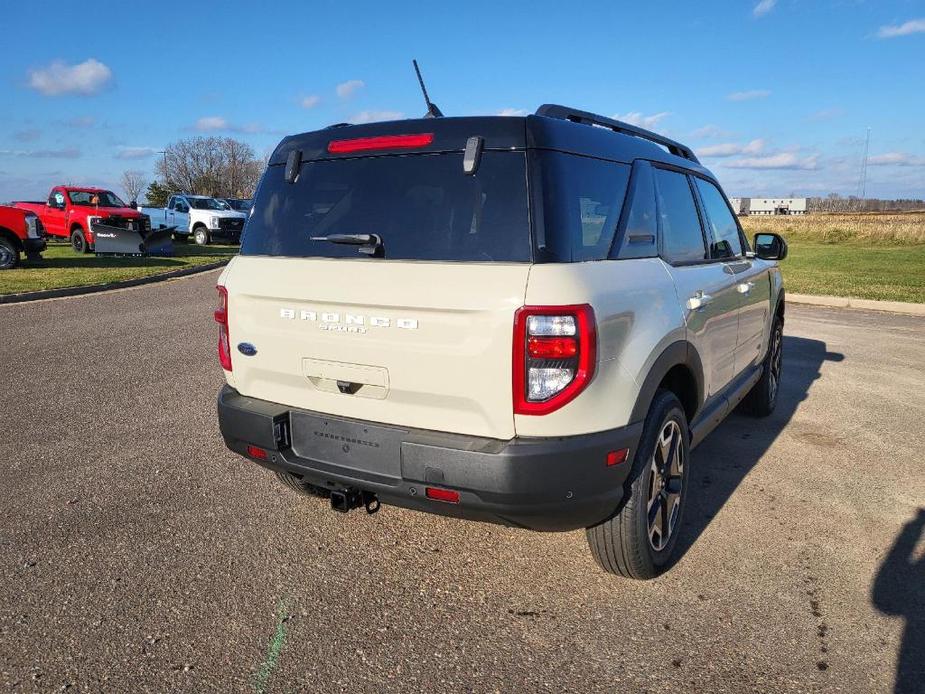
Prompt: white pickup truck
<box><xmin>140</xmin><ymin>194</ymin><xmax>246</xmax><ymax>245</ymax></box>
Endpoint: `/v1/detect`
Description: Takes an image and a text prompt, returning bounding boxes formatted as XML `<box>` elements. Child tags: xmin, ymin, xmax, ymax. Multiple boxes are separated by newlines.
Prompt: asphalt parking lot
<box><xmin>1</xmin><ymin>270</ymin><xmax>923</xmax><ymax>693</ymax></box>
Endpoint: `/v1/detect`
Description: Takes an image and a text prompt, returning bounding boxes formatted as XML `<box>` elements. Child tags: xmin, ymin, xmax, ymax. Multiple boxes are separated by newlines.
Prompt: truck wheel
<box><xmin>71</xmin><ymin>227</ymin><xmax>89</xmax><ymax>254</ymax></box>
<box><xmin>275</xmin><ymin>471</ymin><xmax>330</xmax><ymax>499</ymax></box>
<box><xmin>0</xmin><ymin>237</ymin><xmax>20</xmax><ymax>270</ymax></box>
<box><xmin>586</xmin><ymin>390</ymin><xmax>690</xmax><ymax>579</ymax></box>
<box><xmin>193</xmin><ymin>226</ymin><xmax>210</xmax><ymax>245</ymax></box>
<box><xmin>739</xmin><ymin>315</ymin><xmax>783</xmax><ymax>418</ymax></box>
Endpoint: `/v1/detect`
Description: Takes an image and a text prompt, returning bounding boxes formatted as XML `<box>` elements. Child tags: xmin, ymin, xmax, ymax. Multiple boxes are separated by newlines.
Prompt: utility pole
<box><xmin>856</xmin><ymin>128</ymin><xmax>870</xmax><ymax>207</ymax></box>
<box><xmin>158</xmin><ymin>150</ymin><xmax>167</xmax><ymax>184</ymax></box>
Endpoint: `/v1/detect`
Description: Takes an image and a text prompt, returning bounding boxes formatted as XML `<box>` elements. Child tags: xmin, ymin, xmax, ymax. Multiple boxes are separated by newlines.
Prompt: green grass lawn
<box><xmin>1</xmin><ymin>241</ymin><xmax>236</xmax><ymax>296</ymax></box>
<box><xmin>781</xmin><ymin>240</ymin><xmax>925</xmax><ymax>303</ymax></box>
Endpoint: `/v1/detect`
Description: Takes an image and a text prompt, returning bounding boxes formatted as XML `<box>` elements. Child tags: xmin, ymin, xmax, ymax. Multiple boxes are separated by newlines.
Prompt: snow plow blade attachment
<box><xmin>91</xmin><ymin>223</ymin><xmax>176</xmax><ymax>257</ymax></box>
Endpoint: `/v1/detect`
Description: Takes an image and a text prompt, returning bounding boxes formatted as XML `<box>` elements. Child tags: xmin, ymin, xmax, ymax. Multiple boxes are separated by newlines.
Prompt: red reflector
<box><xmin>527</xmin><ymin>336</ymin><xmax>578</xmax><ymax>359</ymax></box>
<box><xmin>425</xmin><ymin>487</ymin><xmax>460</xmax><ymax>504</ymax></box>
<box><xmin>606</xmin><ymin>448</ymin><xmax>629</xmax><ymax>466</ymax></box>
<box><xmin>328</xmin><ymin>133</ymin><xmax>434</xmax><ymax>154</ymax></box>
<box><xmin>246</xmin><ymin>445</ymin><xmax>268</xmax><ymax>460</ymax></box>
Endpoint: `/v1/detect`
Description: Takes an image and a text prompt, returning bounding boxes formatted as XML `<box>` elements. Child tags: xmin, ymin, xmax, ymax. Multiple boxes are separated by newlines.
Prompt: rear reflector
<box><xmin>246</xmin><ymin>445</ymin><xmax>268</xmax><ymax>460</ymax></box>
<box><xmin>606</xmin><ymin>448</ymin><xmax>629</xmax><ymax>466</ymax></box>
<box><xmin>425</xmin><ymin>487</ymin><xmax>460</xmax><ymax>504</ymax></box>
<box><xmin>328</xmin><ymin>133</ymin><xmax>434</xmax><ymax>154</ymax></box>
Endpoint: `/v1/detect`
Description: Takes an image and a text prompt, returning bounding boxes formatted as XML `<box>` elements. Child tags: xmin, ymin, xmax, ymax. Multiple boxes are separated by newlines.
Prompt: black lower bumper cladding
<box><xmin>217</xmin><ymin>385</ymin><xmax>643</xmax><ymax>531</ymax></box>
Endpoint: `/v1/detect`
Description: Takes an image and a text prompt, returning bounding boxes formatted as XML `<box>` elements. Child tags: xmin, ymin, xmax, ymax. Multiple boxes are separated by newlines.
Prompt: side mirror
<box><xmin>753</xmin><ymin>233</ymin><xmax>788</xmax><ymax>261</ymax></box>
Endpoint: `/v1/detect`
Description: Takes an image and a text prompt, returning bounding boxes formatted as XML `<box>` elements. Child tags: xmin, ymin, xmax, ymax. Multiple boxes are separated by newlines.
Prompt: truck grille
<box><xmin>219</xmin><ymin>217</ymin><xmax>245</xmax><ymax>231</ymax></box>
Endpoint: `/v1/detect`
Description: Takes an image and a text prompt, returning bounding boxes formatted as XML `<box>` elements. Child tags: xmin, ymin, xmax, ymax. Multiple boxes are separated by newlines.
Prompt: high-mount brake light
<box><xmin>513</xmin><ymin>305</ymin><xmax>596</xmax><ymax>415</ymax></box>
<box><xmin>327</xmin><ymin>133</ymin><xmax>434</xmax><ymax>154</ymax></box>
<box><xmin>215</xmin><ymin>285</ymin><xmax>232</xmax><ymax>371</ymax></box>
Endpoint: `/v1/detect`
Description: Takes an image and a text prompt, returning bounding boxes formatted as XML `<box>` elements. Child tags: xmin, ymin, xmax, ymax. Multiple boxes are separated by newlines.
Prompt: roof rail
<box><xmin>535</xmin><ymin>104</ymin><xmax>699</xmax><ymax>164</ymax></box>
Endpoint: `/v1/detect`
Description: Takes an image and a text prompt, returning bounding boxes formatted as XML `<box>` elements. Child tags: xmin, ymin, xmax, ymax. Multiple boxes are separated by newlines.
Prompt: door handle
<box><xmin>737</xmin><ymin>281</ymin><xmax>755</xmax><ymax>294</ymax></box>
<box><xmin>687</xmin><ymin>291</ymin><xmax>714</xmax><ymax>311</ymax></box>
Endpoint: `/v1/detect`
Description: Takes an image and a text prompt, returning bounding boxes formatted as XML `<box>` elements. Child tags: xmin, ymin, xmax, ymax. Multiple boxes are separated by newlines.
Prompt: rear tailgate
<box><xmin>224</xmin><ymin>256</ymin><xmax>529</xmax><ymax>440</ymax></box>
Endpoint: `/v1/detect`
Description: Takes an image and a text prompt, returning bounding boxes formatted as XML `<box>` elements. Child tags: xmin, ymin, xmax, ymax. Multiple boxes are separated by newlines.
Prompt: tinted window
<box><xmin>538</xmin><ymin>153</ymin><xmax>630</xmax><ymax>262</ymax></box>
<box><xmin>695</xmin><ymin>178</ymin><xmax>743</xmax><ymax>257</ymax></box>
<box><xmin>653</xmin><ymin>169</ymin><xmax>707</xmax><ymax>264</ymax></box>
<box><xmin>613</xmin><ymin>162</ymin><xmax>658</xmax><ymax>259</ymax></box>
<box><xmin>242</xmin><ymin>151</ymin><xmax>530</xmax><ymax>262</ymax></box>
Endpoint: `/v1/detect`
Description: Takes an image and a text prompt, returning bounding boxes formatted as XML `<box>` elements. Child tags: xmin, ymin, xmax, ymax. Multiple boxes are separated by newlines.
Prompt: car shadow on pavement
<box><xmin>872</xmin><ymin>508</ymin><xmax>925</xmax><ymax>694</ymax></box>
<box><xmin>672</xmin><ymin>335</ymin><xmax>844</xmax><ymax>562</ymax></box>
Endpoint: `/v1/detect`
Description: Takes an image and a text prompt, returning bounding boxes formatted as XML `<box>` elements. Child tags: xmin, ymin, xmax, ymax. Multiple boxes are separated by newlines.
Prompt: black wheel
<box><xmin>740</xmin><ymin>315</ymin><xmax>783</xmax><ymax>417</ymax></box>
<box><xmin>193</xmin><ymin>226</ymin><xmax>210</xmax><ymax>245</ymax></box>
<box><xmin>275</xmin><ymin>471</ymin><xmax>330</xmax><ymax>499</ymax></box>
<box><xmin>0</xmin><ymin>236</ymin><xmax>20</xmax><ymax>270</ymax></box>
<box><xmin>70</xmin><ymin>227</ymin><xmax>89</xmax><ymax>254</ymax></box>
<box><xmin>586</xmin><ymin>390</ymin><xmax>690</xmax><ymax>579</ymax></box>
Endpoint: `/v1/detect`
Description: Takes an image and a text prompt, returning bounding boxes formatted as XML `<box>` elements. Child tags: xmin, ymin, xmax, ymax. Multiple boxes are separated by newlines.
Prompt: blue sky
<box><xmin>2</xmin><ymin>0</ymin><xmax>924</xmax><ymax>202</ymax></box>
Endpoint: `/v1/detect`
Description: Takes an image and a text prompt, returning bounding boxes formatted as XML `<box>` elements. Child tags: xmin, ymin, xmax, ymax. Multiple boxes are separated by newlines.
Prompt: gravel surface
<box><xmin>1</xmin><ymin>270</ymin><xmax>923</xmax><ymax>693</ymax></box>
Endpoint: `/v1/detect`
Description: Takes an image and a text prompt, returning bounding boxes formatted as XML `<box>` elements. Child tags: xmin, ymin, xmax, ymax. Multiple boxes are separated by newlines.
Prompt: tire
<box><xmin>275</xmin><ymin>471</ymin><xmax>330</xmax><ymax>499</ymax></box>
<box><xmin>0</xmin><ymin>236</ymin><xmax>20</xmax><ymax>270</ymax></box>
<box><xmin>193</xmin><ymin>226</ymin><xmax>210</xmax><ymax>245</ymax></box>
<box><xmin>586</xmin><ymin>390</ymin><xmax>691</xmax><ymax>579</ymax></box>
<box><xmin>70</xmin><ymin>227</ymin><xmax>89</xmax><ymax>254</ymax></box>
<box><xmin>739</xmin><ymin>315</ymin><xmax>783</xmax><ymax>417</ymax></box>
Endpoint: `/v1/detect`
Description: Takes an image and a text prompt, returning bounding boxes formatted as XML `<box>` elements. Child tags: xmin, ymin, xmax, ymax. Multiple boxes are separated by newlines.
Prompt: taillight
<box><xmin>327</xmin><ymin>133</ymin><xmax>434</xmax><ymax>154</ymax></box>
<box><xmin>215</xmin><ymin>285</ymin><xmax>232</xmax><ymax>371</ymax></box>
<box><xmin>513</xmin><ymin>305</ymin><xmax>596</xmax><ymax>415</ymax></box>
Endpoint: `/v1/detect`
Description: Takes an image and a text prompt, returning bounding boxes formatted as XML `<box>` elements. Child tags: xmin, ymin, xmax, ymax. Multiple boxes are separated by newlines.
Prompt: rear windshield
<box><xmin>242</xmin><ymin>151</ymin><xmax>531</xmax><ymax>262</ymax></box>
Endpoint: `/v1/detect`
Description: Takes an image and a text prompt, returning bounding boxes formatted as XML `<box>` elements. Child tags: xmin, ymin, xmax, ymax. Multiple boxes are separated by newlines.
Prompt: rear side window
<box><xmin>653</xmin><ymin>168</ymin><xmax>707</xmax><ymax>264</ymax></box>
<box><xmin>694</xmin><ymin>177</ymin><xmax>743</xmax><ymax>258</ymax></box>
<box><xmin>612</xmin><ymin>162</ymin><xmax>658</xmax><ymax>259</ymax></box>
<box><xmin>242</xmin><ymin>151</ymin><xmax>531</xmax><ymax>262</ymax></box>
<box><xmin>537</xmin><ymin>152</ymin><xmax>630</xmax><ymax>262</ymax></box>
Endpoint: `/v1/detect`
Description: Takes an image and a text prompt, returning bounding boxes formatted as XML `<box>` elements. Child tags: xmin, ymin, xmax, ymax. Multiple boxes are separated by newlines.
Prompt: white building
<box><xmin>729</xmin><ymin>197</ymin><xmax>748</xmax><ymax>215</ymax></box>
<box><xmin>745</xmin><ymin>198</ymin><xmax>807</xmax><ymax>215</ymax></box>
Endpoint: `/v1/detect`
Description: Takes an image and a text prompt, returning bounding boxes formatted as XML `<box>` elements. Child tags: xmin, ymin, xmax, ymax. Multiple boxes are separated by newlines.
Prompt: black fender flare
<box><xmin>629</xmin><ymin>340</ymin><xmax>705</xmax><ymax>423</ymax></box>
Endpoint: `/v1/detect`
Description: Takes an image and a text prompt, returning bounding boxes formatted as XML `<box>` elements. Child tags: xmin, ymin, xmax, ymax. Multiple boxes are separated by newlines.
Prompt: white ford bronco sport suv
<box><xmin>216</xmin><ymin>105</ymin><xmax>787</xmax><ymax>579</ymax></box>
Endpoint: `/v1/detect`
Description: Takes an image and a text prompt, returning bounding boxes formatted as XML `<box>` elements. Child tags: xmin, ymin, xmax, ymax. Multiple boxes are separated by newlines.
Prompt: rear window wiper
<box><xmin>310</xmin><ymin>233</ymin><xmax>384</xmax><ymax>257</ymax></box>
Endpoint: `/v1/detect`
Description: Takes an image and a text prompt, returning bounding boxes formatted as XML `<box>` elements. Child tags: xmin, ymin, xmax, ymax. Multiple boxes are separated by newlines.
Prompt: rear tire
<box><xmin>193</xmin><ymin>226</ymin><xmax>210</xmax><ymax>245</ymax></box>
<box><xmin>586</xmin><ymin>390</ymin><xmax>690</xmax><ymax>579</ymax></box>
<box><xmin>0</xmin><ymin>237</ymin><xmax>20</xmax><ymax>270</ymax></box>
<box><xmin>740</xmin><ymin>315</ymin><xmax>783</xmax><ymax>417</ymax></box>
<box><xmin>275</xmin><ymin>471</ymin><xmax>330</xmax><ymax>499</ymax></box>
<box><xmin>71</xmin><ymin>227</ymin><xmax>89</xmax><ymax>254</ymax></box>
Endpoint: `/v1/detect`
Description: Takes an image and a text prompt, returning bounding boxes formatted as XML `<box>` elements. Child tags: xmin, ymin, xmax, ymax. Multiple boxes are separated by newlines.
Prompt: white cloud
<box><xmin>301</xmin><ymin>95</ymin><xmax>321</xmax><ymax>109</ymax></box>
<box><xmin>876</xmin><ymin>18</ymin><xmax>925</xmax><ymax>38</ymax></box>
<box><xmin>336</xmin><ymin>80</ymin><xmax>365</xmax><ymax>99</ymax></box>
<box><xmin>727</xmin><ymin>89</ymin><xmax>771</xmax><ymax>102</ymax></box>
<box><xmin>690</xmin><ymin>124</ymin><xmax>731</xmax><ymax>139</ymax></box>
<box><xmin>349</xmin><ymin>110</ymin><xmax>404</xmax><ymax>124</ymax></box>
<box><xmin>115</xmin><ymin>146</ymin><xmax>158</xmax><ymax>160</ymax></box>
<box><xmin>612</xmin><ymin>111</ymin><xmax>671</xmax><ymax>130</ymax></box>
<box><xmin>497</xmin><ymin>108</ymin><xmax>528</xmax><ymax>117</ymax></box>
<box><xmin>195</xmin><ymin>116</ymin><xmax>228</xmax><ymax>131</ymax></box>
<box><xmin>753</xmin><ymin>0</ymin><xmax>777</xmax><ymax>18</ymax></box>
<box><xmin>698</xmin><ymin>139</ymin><xmax>765</xmax><ymax>158</ymax></box>
<box><xmin>0</xmin><ymin>148</ymin><xmax>81</xmax><ymax>159</ymax></box>
<box><xmin>867</xmin><ymin>152</ymin><xmax>925</xmax><ymax>166</ymax></box>
<box><xmin>13</xmin><ymin>129</ymin><xmax>41</xmax><ymax>143</ymax></box>
<box><xmin>724</xmin><ymin>152</ymin><xmax>819</xmax><ymax>170</ymax></box>
<box><xmin>28</xmin><ymin>58</ymin><xmax>112</xmax><ymax>96</ymax></box>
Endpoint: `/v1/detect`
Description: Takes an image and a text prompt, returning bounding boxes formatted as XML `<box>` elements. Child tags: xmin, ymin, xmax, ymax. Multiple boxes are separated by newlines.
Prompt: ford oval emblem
<box><xmin>237</xmin><ymin>342</ymin><xmax>257</xmax><ymax>356</ymax></box>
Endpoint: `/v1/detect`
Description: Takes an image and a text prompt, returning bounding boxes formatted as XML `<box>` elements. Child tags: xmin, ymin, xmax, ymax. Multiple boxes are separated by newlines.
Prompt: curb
<box><xmin>789</xmin><ymin>293</ymin><xmax>925</xmax><ymax>316</ymax></box>
<box><xmin>0</xmin><ymin>260</ymin><xmax>229</xmax><ymax>305</ymax></box>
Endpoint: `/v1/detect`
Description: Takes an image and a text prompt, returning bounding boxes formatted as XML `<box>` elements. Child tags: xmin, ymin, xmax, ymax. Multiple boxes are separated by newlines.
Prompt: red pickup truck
<box><xmin>0</xmin><ymin>205</ymin><xmax>46</xmax><ymax>270</ymax></box>
<box><xmin>14</xmin><ymin>186</ymin><xmax>149</xmax><ymax>254</ymax></box>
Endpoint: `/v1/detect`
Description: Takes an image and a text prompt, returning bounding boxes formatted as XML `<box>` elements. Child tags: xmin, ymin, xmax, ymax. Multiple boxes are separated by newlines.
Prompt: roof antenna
<box><xmin>412</xmin><ymin>59</ymin><xmax>443</xmax><ymax>118</ymax></box>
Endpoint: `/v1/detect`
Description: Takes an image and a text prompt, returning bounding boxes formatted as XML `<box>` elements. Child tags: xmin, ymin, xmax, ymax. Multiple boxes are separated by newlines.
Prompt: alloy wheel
<box><xmin>768</xmin><ymin>326</ymin><xmax>783</xmax><ymax>403</ymax></box>
<box><xmin>646</xmin><ymin>419</ymin><xmax>684</xmax><ymax>552</ymax></box>
<box><xmin>0</xmin><ymin>242</ymin><xmax>14</xmax><ymax>269</ymax></box>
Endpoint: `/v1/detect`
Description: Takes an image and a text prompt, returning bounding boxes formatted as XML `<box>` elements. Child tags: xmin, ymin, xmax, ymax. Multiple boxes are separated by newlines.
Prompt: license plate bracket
<box><xmin>289</xmin><ymin>412</ymin><xmax>404</xmax><ymax>479</ymax></box>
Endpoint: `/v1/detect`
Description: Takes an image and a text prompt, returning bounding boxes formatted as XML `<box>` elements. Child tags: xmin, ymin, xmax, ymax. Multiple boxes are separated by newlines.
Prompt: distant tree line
<box><xmin>144</xmin><ymin>136</ymin><xmax>265</xmax><ymax>206</ymax></box>
<box><xmin>808</xmin><ymin>194</ymin><xmax>925</xmax><ymax>214</ymax></box>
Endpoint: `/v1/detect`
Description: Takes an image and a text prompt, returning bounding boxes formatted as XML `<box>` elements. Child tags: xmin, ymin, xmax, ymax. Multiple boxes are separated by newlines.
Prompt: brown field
<box><xmin>740</xmin><ymin>211</ymin><xmax>925</xmax><ymax>245</ymax></box>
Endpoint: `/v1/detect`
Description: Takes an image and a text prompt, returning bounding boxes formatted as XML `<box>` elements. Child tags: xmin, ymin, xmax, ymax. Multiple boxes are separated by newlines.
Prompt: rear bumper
<box><xmin>217</xmin><ymin>385</ymin><xmax>642</xmax><ymax>531</ymax></box>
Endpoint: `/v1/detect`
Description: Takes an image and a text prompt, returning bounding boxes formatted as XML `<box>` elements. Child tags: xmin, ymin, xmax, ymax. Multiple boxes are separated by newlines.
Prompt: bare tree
<box><xmin>155</xmin><ymin>136</ymin><xmax>263</xmax><ymax>198</ymax></box>
<box><xmin>120</xmin><ymin>170</ymin><xmax>148</xmax><ymax>204</ymax></box>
